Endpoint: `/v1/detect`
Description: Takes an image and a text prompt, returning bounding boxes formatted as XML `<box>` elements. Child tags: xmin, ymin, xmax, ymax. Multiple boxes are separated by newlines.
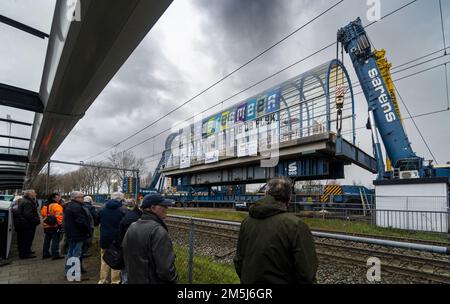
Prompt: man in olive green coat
<box><xmin>234</xmin><ymin>177</ymin><xmax>318</xmax><ymax>284</ymax></box>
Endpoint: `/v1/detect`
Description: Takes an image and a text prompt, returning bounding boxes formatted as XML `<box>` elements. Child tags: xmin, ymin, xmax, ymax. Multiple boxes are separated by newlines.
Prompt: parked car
<box><xmin>0</xmin><ymin>195</ymin><xmax>14</xmax><ymax>202</ymax></box>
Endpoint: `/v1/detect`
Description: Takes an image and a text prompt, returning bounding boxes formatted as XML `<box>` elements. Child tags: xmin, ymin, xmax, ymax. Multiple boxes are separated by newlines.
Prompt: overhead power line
<box><xmin>103</xmin><ymin>47</ymin><xmax>450</xmax><ymax>163</ymax></box>
<box><xmin>89</xmin><ymin>0</ymin><xmax>419</xmax><ymax>161</ymax></box>
<box><xmin>341</xmin><ymin>108</ymin><xmax>450</xmax><ymax>135</ymax></box>
<box><xmin>93</xmin><ymin>0</ymin><xmax>419</xmax><ymax>161</ymax></box>
<box><xmin>84</xmin><ymin>0</ymin><xmax>345</xmax><ymax>161</ymax></box>
<box><xmin>143</xmin><ymin>58</ymin><xmax>450</xmax><ymax>167</ymax></box>
<box><xmin>395</xmin><ymin>86</ymin><xmax>439</xmax><ymax>164</ymax></box>
<box><xmin>368</xmin><ymin>20</ymin><xmax>444</xmax><ymax>165</ymax></box>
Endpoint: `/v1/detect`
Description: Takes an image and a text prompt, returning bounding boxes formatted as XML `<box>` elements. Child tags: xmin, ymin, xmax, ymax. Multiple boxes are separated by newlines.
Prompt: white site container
<box><xmin>374</xmin><ymin>178</ymin><xmax>449</xmax><ymax>233</ymax></box>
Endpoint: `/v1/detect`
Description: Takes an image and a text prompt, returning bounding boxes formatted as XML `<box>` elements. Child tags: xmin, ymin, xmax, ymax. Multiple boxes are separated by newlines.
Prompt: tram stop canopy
<box><xmin>0</xmin><ymin>0</ymin><xmax>173</xmax><ymax>191</ymax></box>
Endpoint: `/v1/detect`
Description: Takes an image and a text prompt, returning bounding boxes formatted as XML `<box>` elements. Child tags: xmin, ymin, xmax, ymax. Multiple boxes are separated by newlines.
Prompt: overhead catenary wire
<box><xmin>340</xmin><ymin>59</ymin><xmax>450</xmax><ymax>137</ymax></box>
<box><xmin>341</xmin><ymin>108</ymin><xmax>450</xmax><ymax>136</ymax></box>
<box><xmin>390</xmin><ymin>47</ymin><xmax>449</xmax><ymax>71</ymax></box>
<box><xmin>439</xmin><ymin>0</ymin><xmax>447</xmax><ymax>55</ymax></box>
<box><xmin>351</xmin><ymin>50</ymin><xmax>450</xmax><ymax>92</ymax></box>
<box><xmin>144</xmin><ymin>58</ymin><xmax>450</xmax><ymax>167</ymax></box>
<box><xmin>102</xmin><ymin>49</ymin><xmax>450</xmax><ymax>164</ymax></box>
<box><xmin>366</xmin><ymin>23</ymin><xmax>440</xmax><ymax>166</ymax></box>
<box><xmin>83</xmin><ymin>0</ymin><xmax>345</xmax><ymax>162</ymax></box>
<box><xmin>86</xmin><ymin>0</ymin><xmax>420</xmax><ymax>162</ymax></box>
<box><xmin>365</xmin><ymin>0</ymin><xmax>418</xmax><ymax>28</ymax></box>
<box><xmin>394</xmin><ymin>85</ymin><xmax>439</xmax><ymax>164</ymax></box>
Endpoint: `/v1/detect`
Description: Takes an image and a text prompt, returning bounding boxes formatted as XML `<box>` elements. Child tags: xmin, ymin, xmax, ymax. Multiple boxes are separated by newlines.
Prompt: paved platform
<box><xmin>0</xmin><ymin>225</ymin><xmax>100</xmax><ymax>284</ymax></box>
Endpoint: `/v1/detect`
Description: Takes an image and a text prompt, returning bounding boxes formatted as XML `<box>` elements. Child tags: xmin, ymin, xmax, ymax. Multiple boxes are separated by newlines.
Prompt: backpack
<box><xmin>43</xmin><ymin>204</ymin><xmax>58</xmax><ymax>226</ymax></box>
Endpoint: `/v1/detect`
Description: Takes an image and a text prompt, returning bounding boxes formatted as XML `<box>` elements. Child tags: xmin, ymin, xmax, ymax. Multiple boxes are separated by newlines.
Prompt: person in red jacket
<box><xmin>41</xmin><ymin>193</ymin><xmax>64</xmax><ymax>259</ymax></box>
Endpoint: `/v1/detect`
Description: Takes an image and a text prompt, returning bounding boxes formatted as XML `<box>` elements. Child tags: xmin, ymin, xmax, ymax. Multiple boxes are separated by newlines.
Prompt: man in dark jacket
<box><xmin>234</xmin><ymin>177</ymin><xmax>318</xmax><ymax>284</ymax></box>
<box><xmin>15</xmin><ymin>190</ymin><xmax>40</xmax><ymax>259</ymax></box>
<box><xmin>119</xmin><ymin>199</ymin><xmax>143</xmax><ymax>284</ymax></box>
<box><xmin>63</xmin><ymin>191</ymin><xmax>91</xmax><ymax>281</ymax></box>
<box><xmin>98</xmin><ymin>192</ymin><xmax>127</xmax><ymax>284</ymax></box>
<box><xmin>119</xmin><ymin>199</ymin><xmax>142</xmax><ymax>242</ymax></box>
<box><xmin>122</xmin><ymin>194</ymin><xmax>178</xmax><ymax>284</ymax></box>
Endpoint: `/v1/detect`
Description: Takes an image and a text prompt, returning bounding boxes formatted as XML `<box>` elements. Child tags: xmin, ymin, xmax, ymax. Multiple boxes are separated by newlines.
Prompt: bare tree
<box><xmin>108</xmin><ymin>149</ymin><xmax>144</xmax><ymax>185</ymax></box>
<box><xmin>141</xmin><ymin>170</ymin><xmax>154</xmax><ymax>188</ymax></box>
<box><xmin>103</xmin><ymin>168</ymin><xmax>115</xmax><ymax>194</ymax></box>
<box><xmin>29</xmin><ymin>153</ymin><xmax>146</xmax><ymax>197</ymax></box>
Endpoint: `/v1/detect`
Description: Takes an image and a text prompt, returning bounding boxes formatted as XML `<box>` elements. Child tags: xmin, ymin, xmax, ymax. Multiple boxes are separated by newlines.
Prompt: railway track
<box><xmin>166</xmin><ymin>216</ymin><xmax>450</xmax><ymax>283</ymax></box>
<box><xmin>315</xmin><ymin>240</ymin><xmax>450</xmax><ymax>284</ymax></box>
<box><xmin>167</xmin><ymin>216</ymin><xmax>449</xmax><ymax>247</ymax></box>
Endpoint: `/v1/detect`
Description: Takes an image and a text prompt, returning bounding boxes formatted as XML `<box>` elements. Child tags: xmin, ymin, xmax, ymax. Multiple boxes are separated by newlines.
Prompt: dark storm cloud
<box><xmin>25</xmin><ymin>0</ymin><xmax>450</xmax><ymax>180</ymax></box>
<box><xmin>71</xmin><ymin>37</ymin><xmax>196</xmax><ymax>153</ymax></box>
<box><xmin>194</xmin><ymin>0</ymin><xmax>291</xmax><ymax>68</ymax></box>
<box><xmin>93</xmin><ymin>42</ymin><xmax>189</xmax><ymax>119</ymax></box>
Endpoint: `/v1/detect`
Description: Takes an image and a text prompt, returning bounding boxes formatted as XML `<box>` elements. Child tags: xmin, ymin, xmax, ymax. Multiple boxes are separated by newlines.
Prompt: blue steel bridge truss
<box><xmin>150</xmin><ymin>60</ymin><xmax>376</xmax><ymax>190</ymax></box>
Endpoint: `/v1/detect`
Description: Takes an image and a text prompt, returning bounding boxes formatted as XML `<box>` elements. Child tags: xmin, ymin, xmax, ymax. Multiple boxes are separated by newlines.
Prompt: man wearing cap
<box><xmin>122</xmin><ymin>193</ymin><xmax>178</xmax><ymax>284</ymax></box>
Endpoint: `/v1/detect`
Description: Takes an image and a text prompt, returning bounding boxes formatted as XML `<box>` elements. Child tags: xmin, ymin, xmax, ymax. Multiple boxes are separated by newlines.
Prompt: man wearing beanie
<box><xmin>122</xmin><ymin>193</ymin><xmax>178</xmax><ymax>284</ymax></box>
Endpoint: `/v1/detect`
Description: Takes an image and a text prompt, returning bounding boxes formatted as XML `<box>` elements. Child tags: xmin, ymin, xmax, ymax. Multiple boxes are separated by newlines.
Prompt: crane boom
<box><xmin>337</xmin><ymin>18</ymin><xmax>422</xmax><ymax>178</ymax></box>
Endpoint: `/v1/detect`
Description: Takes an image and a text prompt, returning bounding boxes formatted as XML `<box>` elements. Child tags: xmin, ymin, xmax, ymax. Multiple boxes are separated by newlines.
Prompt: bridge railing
<box><xmin>164</xmin><ymin>60</ymin><xmax>356</xmax><ymax>170</ymax></box>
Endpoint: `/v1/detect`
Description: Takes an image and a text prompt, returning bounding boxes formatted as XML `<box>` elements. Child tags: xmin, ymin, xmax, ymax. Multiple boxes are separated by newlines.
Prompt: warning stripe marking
<box><xmin>320</xmin><ymin>185</ymin><xmax>343</xmax><ymax>202</ymax></box>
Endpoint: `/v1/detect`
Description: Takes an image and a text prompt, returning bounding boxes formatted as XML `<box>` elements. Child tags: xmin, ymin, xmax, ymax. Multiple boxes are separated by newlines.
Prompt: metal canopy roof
<box><xmin>0</xmin><ymin>83</ymin><xmax>44</xmax><ymax>112</ymax></box>
<box><xmin>0</xmin><ymin>116</ymin><xmax>31</xmax><ymax>190</ymax></box>
<box><xmin>0</xmin><ymin>0</ymin><xmax>173</xmax><ymax>191</ymax></box>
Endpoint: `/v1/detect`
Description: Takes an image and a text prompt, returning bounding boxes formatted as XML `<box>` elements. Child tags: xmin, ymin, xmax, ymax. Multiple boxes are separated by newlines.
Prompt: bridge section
<box><xmin>159</xmin><ymin>60</ymin><xmax>377</xmax><ymax>188</ymax></box>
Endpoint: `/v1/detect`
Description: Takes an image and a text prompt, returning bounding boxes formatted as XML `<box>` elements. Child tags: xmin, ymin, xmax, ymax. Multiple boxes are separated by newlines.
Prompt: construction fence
<box><xmin>167</xmin><ymin>197</ymin><xmax>449</xmax><ymax>283</ymax></box>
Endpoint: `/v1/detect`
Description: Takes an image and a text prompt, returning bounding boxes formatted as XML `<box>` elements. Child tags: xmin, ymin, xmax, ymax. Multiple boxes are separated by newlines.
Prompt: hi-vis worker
<box><xmin>41</xmin><ymin>193</ymin><xmax>64</xmax><ymax>259</ymax></box>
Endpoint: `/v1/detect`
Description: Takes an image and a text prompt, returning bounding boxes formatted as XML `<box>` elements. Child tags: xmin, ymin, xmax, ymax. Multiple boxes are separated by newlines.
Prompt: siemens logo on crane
<box><xmin>368</xmin><ymin>68</ymin><xmax>396</xmax><ymax>123</ymax></box>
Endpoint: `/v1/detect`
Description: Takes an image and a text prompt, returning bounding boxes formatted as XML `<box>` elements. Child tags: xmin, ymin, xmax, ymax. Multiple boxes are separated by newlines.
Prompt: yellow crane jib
<box><xmin>374</xmin><ymin>49</ymin><xmax>403</xmax><ymax>121</ymax></box>
<box><xmin>374</xmin><ymin>49</ymin><xmax>403</xmax><ymax>172</ymax></box>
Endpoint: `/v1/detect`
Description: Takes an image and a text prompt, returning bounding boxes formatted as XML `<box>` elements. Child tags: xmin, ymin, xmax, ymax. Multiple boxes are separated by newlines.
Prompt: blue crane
<box><xmin>337</xmin><ymin>18</ymin><xmax>450</xmax><ymax>180</ymax></box>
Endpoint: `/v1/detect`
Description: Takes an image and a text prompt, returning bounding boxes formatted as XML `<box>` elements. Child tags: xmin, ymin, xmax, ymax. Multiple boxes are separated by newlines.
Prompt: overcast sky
<box><xmin>1</xmin><ymin>0</ymin><xmax>449</xmax><ymax>188</ymax></box>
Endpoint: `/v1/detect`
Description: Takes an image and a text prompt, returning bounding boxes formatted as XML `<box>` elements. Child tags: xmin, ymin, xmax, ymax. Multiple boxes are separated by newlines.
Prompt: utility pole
<box><xmin>46</xmin><ymin>161</ymin><xmax>51</xmax><ymax>196</ymax></box>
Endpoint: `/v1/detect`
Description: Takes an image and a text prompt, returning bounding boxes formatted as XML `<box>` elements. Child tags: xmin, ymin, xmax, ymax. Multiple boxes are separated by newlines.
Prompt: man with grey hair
<box><xmin>64</xmin><ymin>191</ymin><xmax>91</xmax><ymax>281</ymax></box>
<box><xmin>15</xmin><ymin>189</ymin><xmax>40</xmax><ymax>259</ymax></box>
<box><xmin>98</xmin><ymin>191</ymin><xmax>127</xmax><ymax>284</ymax></box>
<box><xmin>234</xmin><ymin>177</ymin><xmax>318</xmax><ymax>284</ymax></box>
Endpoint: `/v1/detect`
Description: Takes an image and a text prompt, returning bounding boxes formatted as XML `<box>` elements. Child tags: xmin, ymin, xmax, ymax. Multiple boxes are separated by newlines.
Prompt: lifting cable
<box><xmin>394</xmin><ymin>85</ymin><xmax>439</xmax><ymax>164</ymax></box>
